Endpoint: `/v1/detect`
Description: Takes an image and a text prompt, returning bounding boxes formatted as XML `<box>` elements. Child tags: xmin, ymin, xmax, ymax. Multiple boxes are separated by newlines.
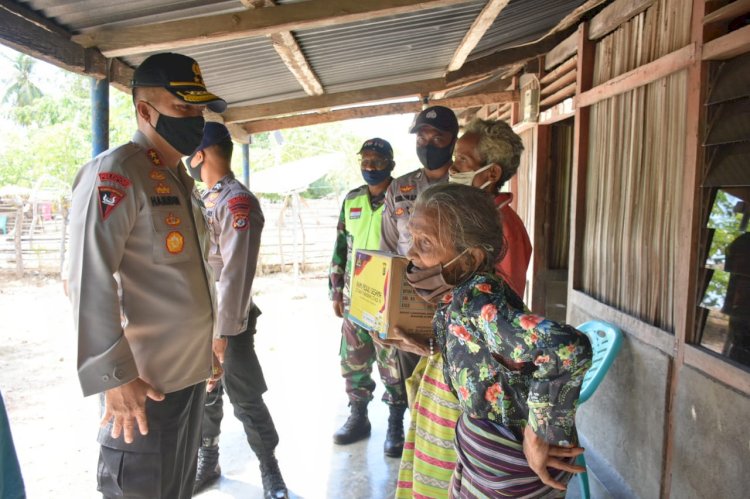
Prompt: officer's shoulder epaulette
<box><xmin>94</xmin><ymin>143</ymin><xmax>143</xmax><ymax>174</ymax></box>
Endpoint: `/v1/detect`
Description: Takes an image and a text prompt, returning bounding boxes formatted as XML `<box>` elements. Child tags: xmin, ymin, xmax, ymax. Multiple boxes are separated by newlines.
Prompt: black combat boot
<box><xmin>384</xmin><ymin>404</ymin><xmax>406</xmax><ymax>457</ymax></box>
<box><xmin>260</xmin><ymin>454</ymin><xmax>289</xmax><ymax>499</ymax></box>
<box><xmin>333</xmin><ymin>401</ymin><xmax>371</xmax><ymax>445</ymax></box>
<box><xmin>193</xmin><ymin>444</ymin><xmax>221</xmax><ymax>494</ymax></box>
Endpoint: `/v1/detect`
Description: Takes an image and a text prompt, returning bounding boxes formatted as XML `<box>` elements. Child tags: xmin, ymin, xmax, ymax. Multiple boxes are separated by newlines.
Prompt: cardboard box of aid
<box><xmin>347</xmin><ymin>250</ymin><xmax>435</xmax><ymax>339</ymax></box>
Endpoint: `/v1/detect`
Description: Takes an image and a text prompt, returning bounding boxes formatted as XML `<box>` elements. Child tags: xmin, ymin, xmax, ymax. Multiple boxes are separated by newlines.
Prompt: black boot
<box><xmin>333</xmin><ymin>401</ymin><xmax>371</xmax><ymax>445</ymax></box>
<box><xmin>193</xmin><ymin>444</ymin><xmax>221</xmax><ymax>494</ymax></box>
<box><xmin>384</xmin><ymin>405</ymin><xmax>406</xmax><ymax>457</ymax></box>
<box><xmin>260</xmin><ymin>454</ymin><xmax>289</xmax><ymax>499</ymax></box>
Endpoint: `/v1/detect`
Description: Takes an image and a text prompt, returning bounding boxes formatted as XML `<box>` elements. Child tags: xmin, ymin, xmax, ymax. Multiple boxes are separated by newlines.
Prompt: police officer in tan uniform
<box><xmin>186</xmin><ymin>123</ymin><xmax>288</xmax><ymax>499</ymax></box>
<box><xmin>379</xmin><ymin>106</ymin><xmax>459</xmax><ymax>385</ymax></box>
<box><xmin>67</xmin><ymin>53</ymin><xmax>224</xmax><ymax>499</ymax></box>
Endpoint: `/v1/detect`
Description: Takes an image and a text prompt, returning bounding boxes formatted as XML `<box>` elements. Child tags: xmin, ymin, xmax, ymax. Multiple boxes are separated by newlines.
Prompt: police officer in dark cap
<box><xmin>68</xmin><ymin>52</ymin><xmax>225</xmax><ymax>499</ymax></box>
<box><xmin>186</xmin><ymin>122</ymin><xmax>289</xmax><ymax>498</ymax></box>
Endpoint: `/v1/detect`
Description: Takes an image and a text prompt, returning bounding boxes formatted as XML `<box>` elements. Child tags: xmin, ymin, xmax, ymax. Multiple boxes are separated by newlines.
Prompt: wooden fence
<box><xmin>0</xmin><ymin>195</ymin><xmax>340</xmax><ymax>277</ymax></box>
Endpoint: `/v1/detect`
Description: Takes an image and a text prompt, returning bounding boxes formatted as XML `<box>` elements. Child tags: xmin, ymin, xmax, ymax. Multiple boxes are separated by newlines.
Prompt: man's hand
<box><xmin>101</xmin><ymin>378</ymin><xmax>165</xmax><ymax>444</ymax></box>
<box><xmin>206</xmin><ymin>352</ymin><xmax>224</xmax><ymax>393</ymax></box>
<box><xmin>332</xmin><ymin>300</ymin><xmax>344</xmax><ymax>318</ymax></box>
<box><xmin>212</xmin><ymin>338</ymin><xmax>228</xmax><ymax>364</ymax></box>
<box><xmin>369</xmin><ymin>327</ymin><xmax>431</xmax><ymax>356</ymax></box>
<box><xmin>522</xmin><ymin>425</ymin><xmax>586</xmax><ymax>490</ymax></box>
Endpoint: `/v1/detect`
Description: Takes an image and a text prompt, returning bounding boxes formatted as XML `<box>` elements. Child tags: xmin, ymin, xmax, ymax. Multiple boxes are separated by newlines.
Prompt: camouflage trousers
<box><xmin>340</xmin><ymin>316</ymin><xmax>407</xmax><ymax>406</ymax></box>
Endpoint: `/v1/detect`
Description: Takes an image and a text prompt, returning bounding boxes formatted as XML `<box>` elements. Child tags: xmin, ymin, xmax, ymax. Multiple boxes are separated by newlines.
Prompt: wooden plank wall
<box><xmin>579</xmin><ymin>0</ymin><xmax>691</xmax><ymax>332</ymax></box>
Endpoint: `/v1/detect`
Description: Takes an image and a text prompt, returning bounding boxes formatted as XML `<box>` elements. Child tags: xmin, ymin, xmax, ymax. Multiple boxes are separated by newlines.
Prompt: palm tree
<box><xmin>2</xmin><ymin>53</ymin><xmax>42</xmax><ymax>107</ymax></box>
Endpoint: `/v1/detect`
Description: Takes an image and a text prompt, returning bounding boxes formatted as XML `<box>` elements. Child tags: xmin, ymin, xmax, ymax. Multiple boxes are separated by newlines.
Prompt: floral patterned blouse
<box><xmin>435</xmin><ymin>273</ymin><xmax>593</xmax><ymax>446</ymax></box>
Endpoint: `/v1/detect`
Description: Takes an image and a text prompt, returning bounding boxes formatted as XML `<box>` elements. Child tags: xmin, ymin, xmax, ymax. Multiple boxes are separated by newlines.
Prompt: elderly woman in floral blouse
<box><xmin>392</xmin><ymin>183</ymin><xmax>592</xmax><ymax>497</ymax></box>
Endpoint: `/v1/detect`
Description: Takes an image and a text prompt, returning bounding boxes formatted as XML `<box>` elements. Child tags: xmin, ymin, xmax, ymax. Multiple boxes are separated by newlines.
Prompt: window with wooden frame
<box><xmin>695</xmin><ymin>49</ymin><xmax>750</xmax><ymax>369</ymax></box>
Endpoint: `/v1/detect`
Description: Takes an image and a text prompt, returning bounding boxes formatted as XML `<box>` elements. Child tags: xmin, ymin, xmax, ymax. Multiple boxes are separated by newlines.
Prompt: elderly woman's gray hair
<box><xmin>414</xmin><ymin>183</ymin><xmax>505</xmax><ymax>273</ymax></box>
<box><xmin>464</xmin><ymin>118</ymin><xmax>524</xmax><ymax>188</ymax></box>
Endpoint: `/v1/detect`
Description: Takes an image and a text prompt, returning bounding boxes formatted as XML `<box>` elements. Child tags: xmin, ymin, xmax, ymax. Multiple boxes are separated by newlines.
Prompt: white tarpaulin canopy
<box><xmin>249</xmin><ymin>153</ymin><xmax>343</xmax><ymax>195</ymax></box>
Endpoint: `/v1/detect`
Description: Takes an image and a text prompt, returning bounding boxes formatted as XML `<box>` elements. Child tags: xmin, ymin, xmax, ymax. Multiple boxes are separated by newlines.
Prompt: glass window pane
<box><xmin>698</xmin><ymin>188</ymin><xmax>750</xmax><ymax>367</ymax></box>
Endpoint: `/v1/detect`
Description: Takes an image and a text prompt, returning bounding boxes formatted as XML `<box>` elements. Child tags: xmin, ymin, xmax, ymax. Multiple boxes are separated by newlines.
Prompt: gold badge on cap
<box><xmin>192</xmin><ymin>62</ymin><xmax>205</xmax><ymax>87</ymax></box>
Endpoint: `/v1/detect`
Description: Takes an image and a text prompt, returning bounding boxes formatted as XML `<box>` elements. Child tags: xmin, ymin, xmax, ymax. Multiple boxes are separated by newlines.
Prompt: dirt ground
<box><xmin>0</xmin><ymin>271</ymin><xmax>399</xmax><ymax>499</ymax></box>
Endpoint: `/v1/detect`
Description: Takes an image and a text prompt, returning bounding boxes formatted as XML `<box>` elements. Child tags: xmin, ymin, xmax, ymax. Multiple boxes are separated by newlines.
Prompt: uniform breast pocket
<box><xmin>150</xmin><ymin>208</ymin><xmax>192</xmax><ymax>264</ymax></box>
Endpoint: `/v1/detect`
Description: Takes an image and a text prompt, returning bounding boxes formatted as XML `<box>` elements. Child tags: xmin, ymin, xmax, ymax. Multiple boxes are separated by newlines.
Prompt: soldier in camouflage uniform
<box><xmin>329</xmin><ymin>138</ymin><xmax>408</xmax><ymax>457</ymax></box>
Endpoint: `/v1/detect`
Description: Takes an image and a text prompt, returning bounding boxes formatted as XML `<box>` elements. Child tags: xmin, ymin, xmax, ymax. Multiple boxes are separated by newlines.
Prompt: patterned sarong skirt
<box><xmin>450</xmin><ymin>413</ymin><xmax>572</xmax><ymax>499</ymax></box>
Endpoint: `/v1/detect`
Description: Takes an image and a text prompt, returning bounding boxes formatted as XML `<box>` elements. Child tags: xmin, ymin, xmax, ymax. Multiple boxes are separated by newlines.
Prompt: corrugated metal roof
<box><xmin>19</xmin><ymin>0</ymin><xmax>246</xmax><ymax>31</ymax></box>
<box><xmin>13</xmin><ymin>0</ymin><xmax>592</xmax><ymax>110</ymax></box>
<box><xmin>469</xmin><ymin>0</ymin><xmax>588</xmax><ymax>59</ymax></box>
<box><xmin>127</xmin><ymin>38</ymin><xmax>309</xmax><ymax>106</ymax></box>
<box><xmin>294</xmin><ymin>1</ymin><xmax>485</xmax><ymax>92</ymax></box>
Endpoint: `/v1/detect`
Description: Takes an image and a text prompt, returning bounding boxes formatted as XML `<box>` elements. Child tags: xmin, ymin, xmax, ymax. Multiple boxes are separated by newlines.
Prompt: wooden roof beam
<box><xmin>223</xmin><ymin>78</ymin><xmax>447</xmax><ymax>123</ymax></box>
<box><xmin>243</xmin><ymin>102</ymin><xmax>423</xmax><ymax>133</ymax></box>
<box><xmin>73</xmin><ymin>0</ymin><xmax>477</xmax><ymax>58</ymax></box>
<box><xmin>447</xmin><ymin>0</ymin><xmax>510</xmax><ymax>72</ymax></box>
<box><xmin>242</xmin><ymin>0</ymin><xmax>324</xmax><ymax>96</ymax></box>
<box><xmin>269</xmin><ymin>32</ymin><xmax>324</xmax><ymax>96</ymax></box>
<box><xmin>444</xmin><ymin>27</ymin><xmax>577</xmax><ymax>86</ymax></box>
<box><xmin>0</xmin><ymin>0</ymin><xmax>133</xmax><ymax>91</ymax></box>
<box><xmin>240</xmin><ymin>91</ymin><xmax>519</xmax><ymax>133</ymax></box>
<box><xmin>444</xmin><ymin>0</ymin><xmax>608</xmax><ymax>85</ymax></box>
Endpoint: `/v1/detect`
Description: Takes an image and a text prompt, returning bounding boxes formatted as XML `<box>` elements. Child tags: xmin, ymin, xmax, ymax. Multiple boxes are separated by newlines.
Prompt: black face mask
<box><xmin>416</xmin><ymin>142</ymin><xmax>455</xmax><ymax>170</ymax></box>
<box><xmin>146</xmin><ymin>103</ymin><xmax>205</xmax><ymax>156</ymax></box>
<box><xmin>186</xmin><ymin>152</ymin><xmax>204</xmax><ymax>181</ymax></box>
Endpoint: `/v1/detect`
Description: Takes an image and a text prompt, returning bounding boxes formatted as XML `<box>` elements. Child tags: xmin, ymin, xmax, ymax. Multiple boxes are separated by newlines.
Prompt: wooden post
<box><xmin>14</xmin><ymin>205</ymin><xmax>23</xmax><ymax>278</ymax></box>
<box><xmin>661</xmin><ymin>1</ymin><xmax>708</xmax><ymax>496</ymax></box>
<box><xmin>510</xmin><ymin>76</ymin><xmax>520</xmax><ymax>125</ymax></box>
<box><xmin>566</xmin><ymin>22</ymin><xmax>595</xmax><ymax>312</ymax></box>
<box><xmin>530</xmin><ymin>124</ymin><xmax>551</xmax><ymax>314</ymax></box>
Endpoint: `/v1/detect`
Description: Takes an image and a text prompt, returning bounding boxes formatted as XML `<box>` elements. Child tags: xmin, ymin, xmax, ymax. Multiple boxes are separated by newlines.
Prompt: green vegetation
<box><xmin>0</xmin><ymin>49</ymin><xmax>366</xmax><ymax>199</ymax></box>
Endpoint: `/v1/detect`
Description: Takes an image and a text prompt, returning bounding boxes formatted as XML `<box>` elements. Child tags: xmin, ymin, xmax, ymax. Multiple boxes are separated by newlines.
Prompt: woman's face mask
<box><xmin>448</xmin><ymin>163</ymin><xmax>493</xmax><ymax>190</ymax></box>
<box><xmin>405</xmin><ymin>249</ymin><xmax>469</xmax><ymax>303</ymax></box>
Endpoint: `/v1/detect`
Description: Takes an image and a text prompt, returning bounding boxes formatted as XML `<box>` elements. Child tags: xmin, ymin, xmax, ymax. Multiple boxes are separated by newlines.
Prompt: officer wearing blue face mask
<box><xmin>328</xmin><ymin>138</ymin><xmax>409</xmax><ymax>457</ymax></box>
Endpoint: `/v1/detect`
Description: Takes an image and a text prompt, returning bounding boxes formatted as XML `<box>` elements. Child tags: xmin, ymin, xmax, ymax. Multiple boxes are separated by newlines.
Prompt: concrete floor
<box><xmin>194</xmin><ymin>275</ymin><xmax>599</xmax><ymax>499</ymax></box>
<box><xmin>194</xmin><ymin>390</ymin><xmax>401</xmax><ymax>499</ymax></box>
<box><xmin>1</xmin><ymin>273</ymin><xmax>605</xmax><ymax>499</ymax></box>
<box><xmin>195</xmin><ymin>274</ymin><xmax>402</xmax><ymax>499</ymax></box>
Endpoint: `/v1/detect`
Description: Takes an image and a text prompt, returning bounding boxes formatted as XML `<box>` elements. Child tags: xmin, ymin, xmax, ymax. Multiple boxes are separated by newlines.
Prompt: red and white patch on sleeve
<box><xmin>227</xmin><ymin>195</ymin><xmax>251</xmax><ymax>231</ymax></box>
<box><xmin>98</xmin><ymin>186</ymin><xmax>125</xmax><ymax>220</ymax></box>
<box><xmin>98</xmin><ymin>172</ymin><xmax>131</xmax><ymax>188</ymax></box>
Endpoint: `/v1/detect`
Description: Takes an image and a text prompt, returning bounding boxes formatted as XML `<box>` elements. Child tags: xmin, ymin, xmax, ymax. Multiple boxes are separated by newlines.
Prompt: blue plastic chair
<box><xmin>574</xmin><ymin>320</ymin><xmax>623</xmax><ymax>499</ymax></box>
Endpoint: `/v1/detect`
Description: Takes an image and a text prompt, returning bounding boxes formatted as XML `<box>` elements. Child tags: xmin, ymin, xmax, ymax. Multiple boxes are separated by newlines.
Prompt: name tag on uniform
<box><xmin>349</xmin><ymin>207</ymin><xmax>362</xmax><ymax>220</ymax></box>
